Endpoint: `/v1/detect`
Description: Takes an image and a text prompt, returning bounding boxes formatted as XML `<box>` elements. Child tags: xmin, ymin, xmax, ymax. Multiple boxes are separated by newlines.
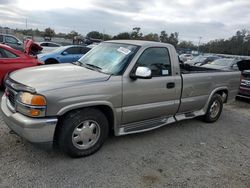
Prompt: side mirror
<box><xmin>62</xmin><ymin>51</ymin><xmax>68</xmax><ymax>55</ymax></box>
<box><xmin>17</xmin><ymin>41</ymin><xmax>22</xmax><ymax>45</ymax></box>
<box><xmin>130</xmin><ymin>66</ymin><xmax>152</xmax><ymax>80</ymax></box>
<box><xmin>231</xmin><ymin>64</ymin><xmax>238</xmax><ymax>70</ymax></box>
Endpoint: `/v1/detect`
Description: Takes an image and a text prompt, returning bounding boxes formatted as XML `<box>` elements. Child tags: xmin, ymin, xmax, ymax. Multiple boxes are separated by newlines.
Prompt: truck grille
<box><xmin>6</xmin><ymin>88</ymin><xmax>16</xmax><ymax>107</ymax></box>
<box><xmin>241</xmin><ymin>79</ymin><xmax>250</xmax><ymax>88</ymax></box>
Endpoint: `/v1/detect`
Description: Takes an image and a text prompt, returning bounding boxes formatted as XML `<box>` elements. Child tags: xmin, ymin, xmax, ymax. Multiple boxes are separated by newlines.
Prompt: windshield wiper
<box><xmin>85</xmin><ymin>63</ymin><xmax>102</xmax><ymax>70</ymax></box>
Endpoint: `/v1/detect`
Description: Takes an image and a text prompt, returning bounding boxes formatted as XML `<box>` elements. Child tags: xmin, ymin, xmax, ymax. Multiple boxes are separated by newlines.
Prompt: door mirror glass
<box><xmin>133</xmin><ymin>66</ymin><xmax>152</xmax><ymax>79</ymax></box>
<box><xmin>232</xmin><ymin>64</ymin><xmax>238</xmax><ymax>70</ymax></box>
<box><xmin>62</xmin><ymin>51</ymin><xmax>68</xmax><ymax>55</ymax></box>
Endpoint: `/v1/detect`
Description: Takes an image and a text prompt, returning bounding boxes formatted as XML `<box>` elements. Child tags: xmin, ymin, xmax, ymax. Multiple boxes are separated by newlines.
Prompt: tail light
<box><xmin>37</xmin><ymin>61</ymin><xmax>44</xmax><ymax>66</ymax></box>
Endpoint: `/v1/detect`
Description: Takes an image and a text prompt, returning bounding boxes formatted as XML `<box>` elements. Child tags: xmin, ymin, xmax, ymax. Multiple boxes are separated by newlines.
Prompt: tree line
<box><xmin>12</xmin><ymin>27</ymin><xmax>250</xmax><ymax>56</ymax></box>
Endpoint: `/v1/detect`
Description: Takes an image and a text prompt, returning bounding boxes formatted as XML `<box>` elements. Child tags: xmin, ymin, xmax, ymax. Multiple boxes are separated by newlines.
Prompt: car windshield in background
<box><xmin>50</xmin><ymin>46</ymin><xmax>68</xmax><ymax>53</ymax></box>
<box><xmin>210</xmin><ymin>59</ymin><xmax>234</xmax><ymax>66</ymax></box>
<box><xmin>192</xmin><ymin>55</ymin><xmax>206</xmax><ymax>62</ymax></box>
<box><xmin>78</xmin><ymin>42</ymin><xmax>139</xmax><ymax>75</ymax></box>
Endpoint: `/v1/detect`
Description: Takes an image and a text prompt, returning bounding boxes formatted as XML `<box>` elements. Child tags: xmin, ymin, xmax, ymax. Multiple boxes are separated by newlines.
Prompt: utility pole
<box><xmin>103</xmin><ymin>28</ymin><xmax>105</xmax><ymax>40</ymax></box>
<box><xmin>197</xmin><ymin>36</ymin><xmax>202</xmax><ymax>54</ymax></box>
<box><xmin>25</xmin><ymin>18</ymin><xmax>27</xmax><ymax>29</ymax></box>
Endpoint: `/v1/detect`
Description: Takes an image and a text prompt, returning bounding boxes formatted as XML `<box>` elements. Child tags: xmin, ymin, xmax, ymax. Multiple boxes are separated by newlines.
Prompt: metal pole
<box><xmin>198</xmin><ymin>36</ymin><xmax>202</xmax><ymax>54</ymax></box>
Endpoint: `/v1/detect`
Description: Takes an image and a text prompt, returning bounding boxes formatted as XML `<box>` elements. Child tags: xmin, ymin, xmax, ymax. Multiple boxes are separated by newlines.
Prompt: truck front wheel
<box><xmin>58</xmin><ymin>108</ymin><xmax>109</xmax><ymax>158</ymax></box>
<box><xmin>202</xmin><ymin>94</ymin><xmax>223</xmax><ymax>123</ymax></box>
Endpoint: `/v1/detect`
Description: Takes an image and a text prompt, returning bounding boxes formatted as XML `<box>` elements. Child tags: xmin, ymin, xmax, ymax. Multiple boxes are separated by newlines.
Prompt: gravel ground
<box><xmin>0</xmin><ymin>91</ymin><xmax>249</xmax><ymax>188</ymax></box>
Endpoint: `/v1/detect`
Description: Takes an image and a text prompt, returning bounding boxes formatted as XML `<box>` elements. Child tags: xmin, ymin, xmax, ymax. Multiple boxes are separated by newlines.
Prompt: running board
<box><xmin>115</xmin><ymin>109</ymin><xmax>207</xmax><ymax>136</ymax></box>
<box><xmin>117</xmin><ymin>116</ymin><xmax>176</xmax><ymax>136</ymax></box>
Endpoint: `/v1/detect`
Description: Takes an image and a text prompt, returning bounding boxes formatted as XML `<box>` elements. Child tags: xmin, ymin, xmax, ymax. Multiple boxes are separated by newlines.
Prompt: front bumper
<box><xmin>237</xmin><ymin>87</ymin><xmax>250</xmax><ymax>99</ymax></box>
<box><xmin>1</xmin><ymin>94</ymin><xmax>58</xmax><ymax>143</ymax></box>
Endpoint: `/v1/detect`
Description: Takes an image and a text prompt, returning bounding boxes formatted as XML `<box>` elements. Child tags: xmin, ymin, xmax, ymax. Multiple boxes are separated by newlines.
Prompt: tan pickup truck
<box><xmin>1</xmin><ymin>40</ymin><xmax>240</xmax><ymax>157</ymax></box>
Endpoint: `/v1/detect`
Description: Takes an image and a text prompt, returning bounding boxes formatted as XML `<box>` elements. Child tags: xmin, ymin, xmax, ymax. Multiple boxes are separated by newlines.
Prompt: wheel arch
<box><xmin>203</xmin><ymin>87</ymin><xmax>228</xmax><ymax>113</ymax></box>
<box><xmin>54</xmin><ymin>103</ymin><xmax>116</xmax><ymax>142</ymax></box>
<box><xmin>45</xmin><ymin>58</ymin><xmax>59</xmax><ymax>64</ymax></box>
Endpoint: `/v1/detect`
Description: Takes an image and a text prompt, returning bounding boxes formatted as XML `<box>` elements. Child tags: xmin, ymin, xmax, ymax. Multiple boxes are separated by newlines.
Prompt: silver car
<box><xmin>0</xmin><ymin>34</ymin><xmax>23</xmax><ymax>51</ymax></box>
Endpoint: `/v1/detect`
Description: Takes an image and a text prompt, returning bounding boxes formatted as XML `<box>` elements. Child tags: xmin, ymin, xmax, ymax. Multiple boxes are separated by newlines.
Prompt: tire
<box><xmin>202</xmin><ymin>94</ymin><xmax>223</xmax><ymax>123</ymax></box>
<box><xmin>58</xmin><ymin>108</ymin><xmax>109</xmax><ymax>158</ymax></box>
<box><xmin>45</xmin><ymin>59</ymin><xmax>58</xmax><ymax>64</ymax></box>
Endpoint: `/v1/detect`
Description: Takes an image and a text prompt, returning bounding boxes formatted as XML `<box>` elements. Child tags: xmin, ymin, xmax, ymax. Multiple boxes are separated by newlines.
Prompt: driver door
<box><xmin>122</xmin><ymin>47</ymin><xmax>180</xmax><ymax>125</ymax></box>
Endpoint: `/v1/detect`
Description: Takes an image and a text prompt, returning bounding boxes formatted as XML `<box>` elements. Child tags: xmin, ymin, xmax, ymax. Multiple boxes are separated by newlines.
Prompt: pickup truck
<box><xmin>1</xmin><ymin>40</ymin><xmax>241</xmax><ymax>157</ymax></box>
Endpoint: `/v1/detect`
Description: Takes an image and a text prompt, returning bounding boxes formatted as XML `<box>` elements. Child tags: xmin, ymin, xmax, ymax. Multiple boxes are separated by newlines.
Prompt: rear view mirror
<box><xmin>62</xmin><ymin>51</ymin><xmax>68</xmax><ymax>55</ymax></box>
<box><xmin>130</xmin><ymin>66</ymin><xmax>152</xmax><ymax>80</ymax></box>
<box><xmin>232</xmin><ymin>64</ymin><xmax>238</xmax><ymax>70</ymax></box>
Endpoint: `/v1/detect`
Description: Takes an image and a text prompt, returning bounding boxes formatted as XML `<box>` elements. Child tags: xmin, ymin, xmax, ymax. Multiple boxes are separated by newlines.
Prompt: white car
<box><xmin>179</xmin><ymin>53</ymin><xmax>193</xmax><ymax>62</ymax></box>
<box><xmin>37</xmin><ymin>42</ymin><xmax>61</xmax><ymax>53</ymax></box>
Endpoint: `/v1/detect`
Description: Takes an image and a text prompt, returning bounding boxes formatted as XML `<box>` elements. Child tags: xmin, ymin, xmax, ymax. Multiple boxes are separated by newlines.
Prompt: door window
<box><xmin>48</xmin><ymin>43</ymin><xmax>60</xmax><ymax>47</ymax></box>
<box><xmin>5</xmin><ymin>36</ymin><xmax>18</xmax><ymax>44</ymax></box>
<box><xmin>80</xmin><ymin>47</ymin><xmax>90</xmax><ymax>54</ymax></box>
<box><xmin>40</xmin><ymin>43</ymin><xmax>48</xmax><ymax>47</ymax></box>
<box><xmin>0</xmin><ymin>48</ymin><xmax>18</xmax><ymax>58</ymax></box>
<box><xmin>136</xmin><ymin>47</ymin><xmax>172</xmax><ymax>77</ymax></box>
<box><xmin>64</xmin><ymin>47</ymin><xmax>81</xmax><ymax>54</ymax></box>
<box><xmin>0</xmin><ymin>35</ymin><xmax>3</xmax><ymax>43</ymax></box>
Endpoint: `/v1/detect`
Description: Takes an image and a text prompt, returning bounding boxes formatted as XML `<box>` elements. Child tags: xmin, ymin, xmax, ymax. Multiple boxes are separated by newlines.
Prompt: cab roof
<box><xmin>105</xmin><ymin>40</ymin><xmax>174</xmax><ymax>48</ymax></box>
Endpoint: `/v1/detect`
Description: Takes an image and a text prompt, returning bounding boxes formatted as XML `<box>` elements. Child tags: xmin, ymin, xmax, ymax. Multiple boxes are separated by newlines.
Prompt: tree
<box><xmin>113</xmin><ymin>32</ymin><xmax>131</xmax><ymax>40</ymax></box>
<box><xmin>199</xmin><ymin>29</ymin><xmax>250</xmax><ymax>55</ymax></box>
<box><xmin>67</xmin><ymin>30</ymin><xmax>79</xmax><ymax>39</ymax></box>
<box><xmin>103</xmin><ymin>34</ymin><xmax>112</xmax><ymax>40</ymax></box>
<box><xmin>131</xmin><ymin>27</ymin><xmax>143</xmax><ymax>39</ymax></box>
<box><xmin>44</xmin><ymin>27</ymin><xmax>55</xmax><ymax>38</ymax></box>
<box><xmin>178</xmin><ymin>41</ymin><xmax>196</xmax><ymax>50</ymax></box>
<box><xmin>160</xmin><ymin>31</ymin><xmax>179</xmax><ymax>47</ymax></box>
<box><xmin>160</xmin><ymin>31</ymin><xmax>168</xmax><ymax>43</ymax></box>
<box><xmin>86</xmin><ymin>31</ymin><xmax>103</xmax><ymax>39</ymax></box>
<box><xmin>143</xmin><ymin>33</ymin><xmax>159</xmax><ymax>41</ymax></box>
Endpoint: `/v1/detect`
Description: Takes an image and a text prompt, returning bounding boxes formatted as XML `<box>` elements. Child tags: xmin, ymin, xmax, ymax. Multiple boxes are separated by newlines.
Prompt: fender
<box><xmin>57</xmin><ymin>100</ymin><xmax>119</xmax><ymax>127</ymax></box>
<box><xmin>202</xmin><ymin>86</ymin><xmax>228</xmax><ymax>113</ymax></box>
<box><xmin>57</xmin><ymin>100</ymin><xmax>115</xmax><ymax>115</ymax></box>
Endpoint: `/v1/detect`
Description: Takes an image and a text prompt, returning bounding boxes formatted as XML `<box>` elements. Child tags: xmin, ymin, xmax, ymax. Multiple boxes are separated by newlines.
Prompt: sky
<box><xmin>0</xmin><ymin>0</ymin><xmax>250</xmax><ymax>44</ymax></box>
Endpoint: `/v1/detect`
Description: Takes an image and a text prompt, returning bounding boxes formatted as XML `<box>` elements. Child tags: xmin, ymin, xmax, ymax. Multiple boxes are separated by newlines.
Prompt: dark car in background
<box><xmin>185</xmin><ymin>55</ymin><xmax>219</xmax><ymax>66</ymax></box>
<box><xmin>0</xmin><ymin>34</ymin><xmax>23</xmax><ymax>51</ymax></box>
<box><xmin>237</xmin><ymin>60</ymin><xmax>250</xmax><ymax>99</ymax></box>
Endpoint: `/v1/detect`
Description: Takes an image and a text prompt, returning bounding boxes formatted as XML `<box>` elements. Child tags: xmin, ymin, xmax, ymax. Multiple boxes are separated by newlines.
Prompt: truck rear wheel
<box><xmin>202</xmin><ymin>94</ymin><xmax>223</xmax><ymax>123</ymax></box>
<box><xmin>58</xmin><ymin>108</ymin><xmax>109</xmax><ymax>158</ymax></box>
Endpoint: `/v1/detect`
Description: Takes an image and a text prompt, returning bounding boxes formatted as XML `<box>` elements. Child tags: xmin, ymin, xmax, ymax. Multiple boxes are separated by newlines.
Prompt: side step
<box><xmin>117</xmin><ymin>116</ymin><xmax>176</xmax><ymax>136</ymax></box>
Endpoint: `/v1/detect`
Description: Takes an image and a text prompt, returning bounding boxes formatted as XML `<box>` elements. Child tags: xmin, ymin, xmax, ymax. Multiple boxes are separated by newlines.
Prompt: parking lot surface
<box><xmin>0</xmin><ymin>91</ymin><xmax>250</xmax><ymax>188</ymax></box>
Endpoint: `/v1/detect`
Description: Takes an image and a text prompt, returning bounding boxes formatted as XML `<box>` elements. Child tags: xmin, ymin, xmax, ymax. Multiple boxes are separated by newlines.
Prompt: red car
<box><xmin>237</xmin><ymin>60</ymin><xmax>250</xmax><ymax>99</ymax></box>
<box><xmin>0</xmin><ymin>40</ymin><xmax>43</xmax><ymax>87</ymax></box>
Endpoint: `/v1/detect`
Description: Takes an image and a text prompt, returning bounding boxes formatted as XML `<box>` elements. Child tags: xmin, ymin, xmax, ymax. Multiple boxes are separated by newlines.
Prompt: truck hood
<box><xmin>9</xmin><ymin>63</ymin><xmax>111</xmax><ymax>92</ymax></box>
<box><xmin>24</xmin><ymin>39</ymin><xmax>43</xmax><ymax>55</ymax></box>
<box><xmin>202</xmin><ymin>64</ymin><xmax>230</xmax><ymax>70</ymax></box>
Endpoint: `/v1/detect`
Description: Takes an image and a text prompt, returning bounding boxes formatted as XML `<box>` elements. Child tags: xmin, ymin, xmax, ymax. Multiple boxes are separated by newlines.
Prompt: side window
<box><xmin>5</xmin><ymin>36</ymin><xmax>18</xmax><ymax>44</ymax></box>
<box><xmin>0</xmin><ymin>35</ymin><xmax>3</xmax><ymax>43</ymax></box>
<box><xmin>40</xmin><ymin>43</ymin><xmax>48</xmax><ymax>47</ymax></box>
<box><xmin>0</xmin><ymin>49</ymin><xmax>5</xmax><ymax>58</ymax></box>
<box><xmin>48</xmin><ymin>43</ymin><xmax>60</xmax><ymax>47</ymax></box>
<box><xmin>80</xmin><ymin>47</ymin><xmax>90</xmax><ymax>54</ymax></box>
<box><xmin>136</xmin><ymin>47</ymin><xmax>172</xmax><ymax>77</ymax></box>
<box><xmin>1</xmin><ymin>48</ymin><xmax>18</xmax><ymax>58</ymax></box>
<box><xmin>64</xmin><ymin>47</ymin><xmax>81</xmax><ymax>54</ymax></box>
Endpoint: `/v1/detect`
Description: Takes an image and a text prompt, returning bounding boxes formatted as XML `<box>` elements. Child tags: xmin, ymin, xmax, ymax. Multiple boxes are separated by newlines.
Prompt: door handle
<box><xmin>166</xmin><ymin>82</ymin><xmax>175</xmax><ymax>89</ymax></box>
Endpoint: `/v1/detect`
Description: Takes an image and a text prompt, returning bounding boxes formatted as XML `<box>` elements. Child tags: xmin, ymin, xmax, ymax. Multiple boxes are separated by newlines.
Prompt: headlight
<box><xmin>16</xmin><ymin>92</ymin><xmax>46</xmax><ymax>117</ymax></box>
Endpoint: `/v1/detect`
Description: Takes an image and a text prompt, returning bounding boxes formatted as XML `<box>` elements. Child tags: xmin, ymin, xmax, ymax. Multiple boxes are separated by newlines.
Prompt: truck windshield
<box><xmin>77</xmin><ymin>42</ymin><xmax>139</xmax><ymax>75</ymax></box>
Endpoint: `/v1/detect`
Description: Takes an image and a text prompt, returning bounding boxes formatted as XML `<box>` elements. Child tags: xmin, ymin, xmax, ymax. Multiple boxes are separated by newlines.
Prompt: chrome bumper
<box><xmin>1</xmin><ymin>94</ymin><xmax>58</xmax><ymax>143</ymax></box>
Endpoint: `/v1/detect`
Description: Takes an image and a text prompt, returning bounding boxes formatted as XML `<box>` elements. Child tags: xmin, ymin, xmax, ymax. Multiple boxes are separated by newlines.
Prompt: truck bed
<box><xmin>180</xmin><ymin>64</ymin><xmax>224</xmax><ymax>74</ymax></box>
